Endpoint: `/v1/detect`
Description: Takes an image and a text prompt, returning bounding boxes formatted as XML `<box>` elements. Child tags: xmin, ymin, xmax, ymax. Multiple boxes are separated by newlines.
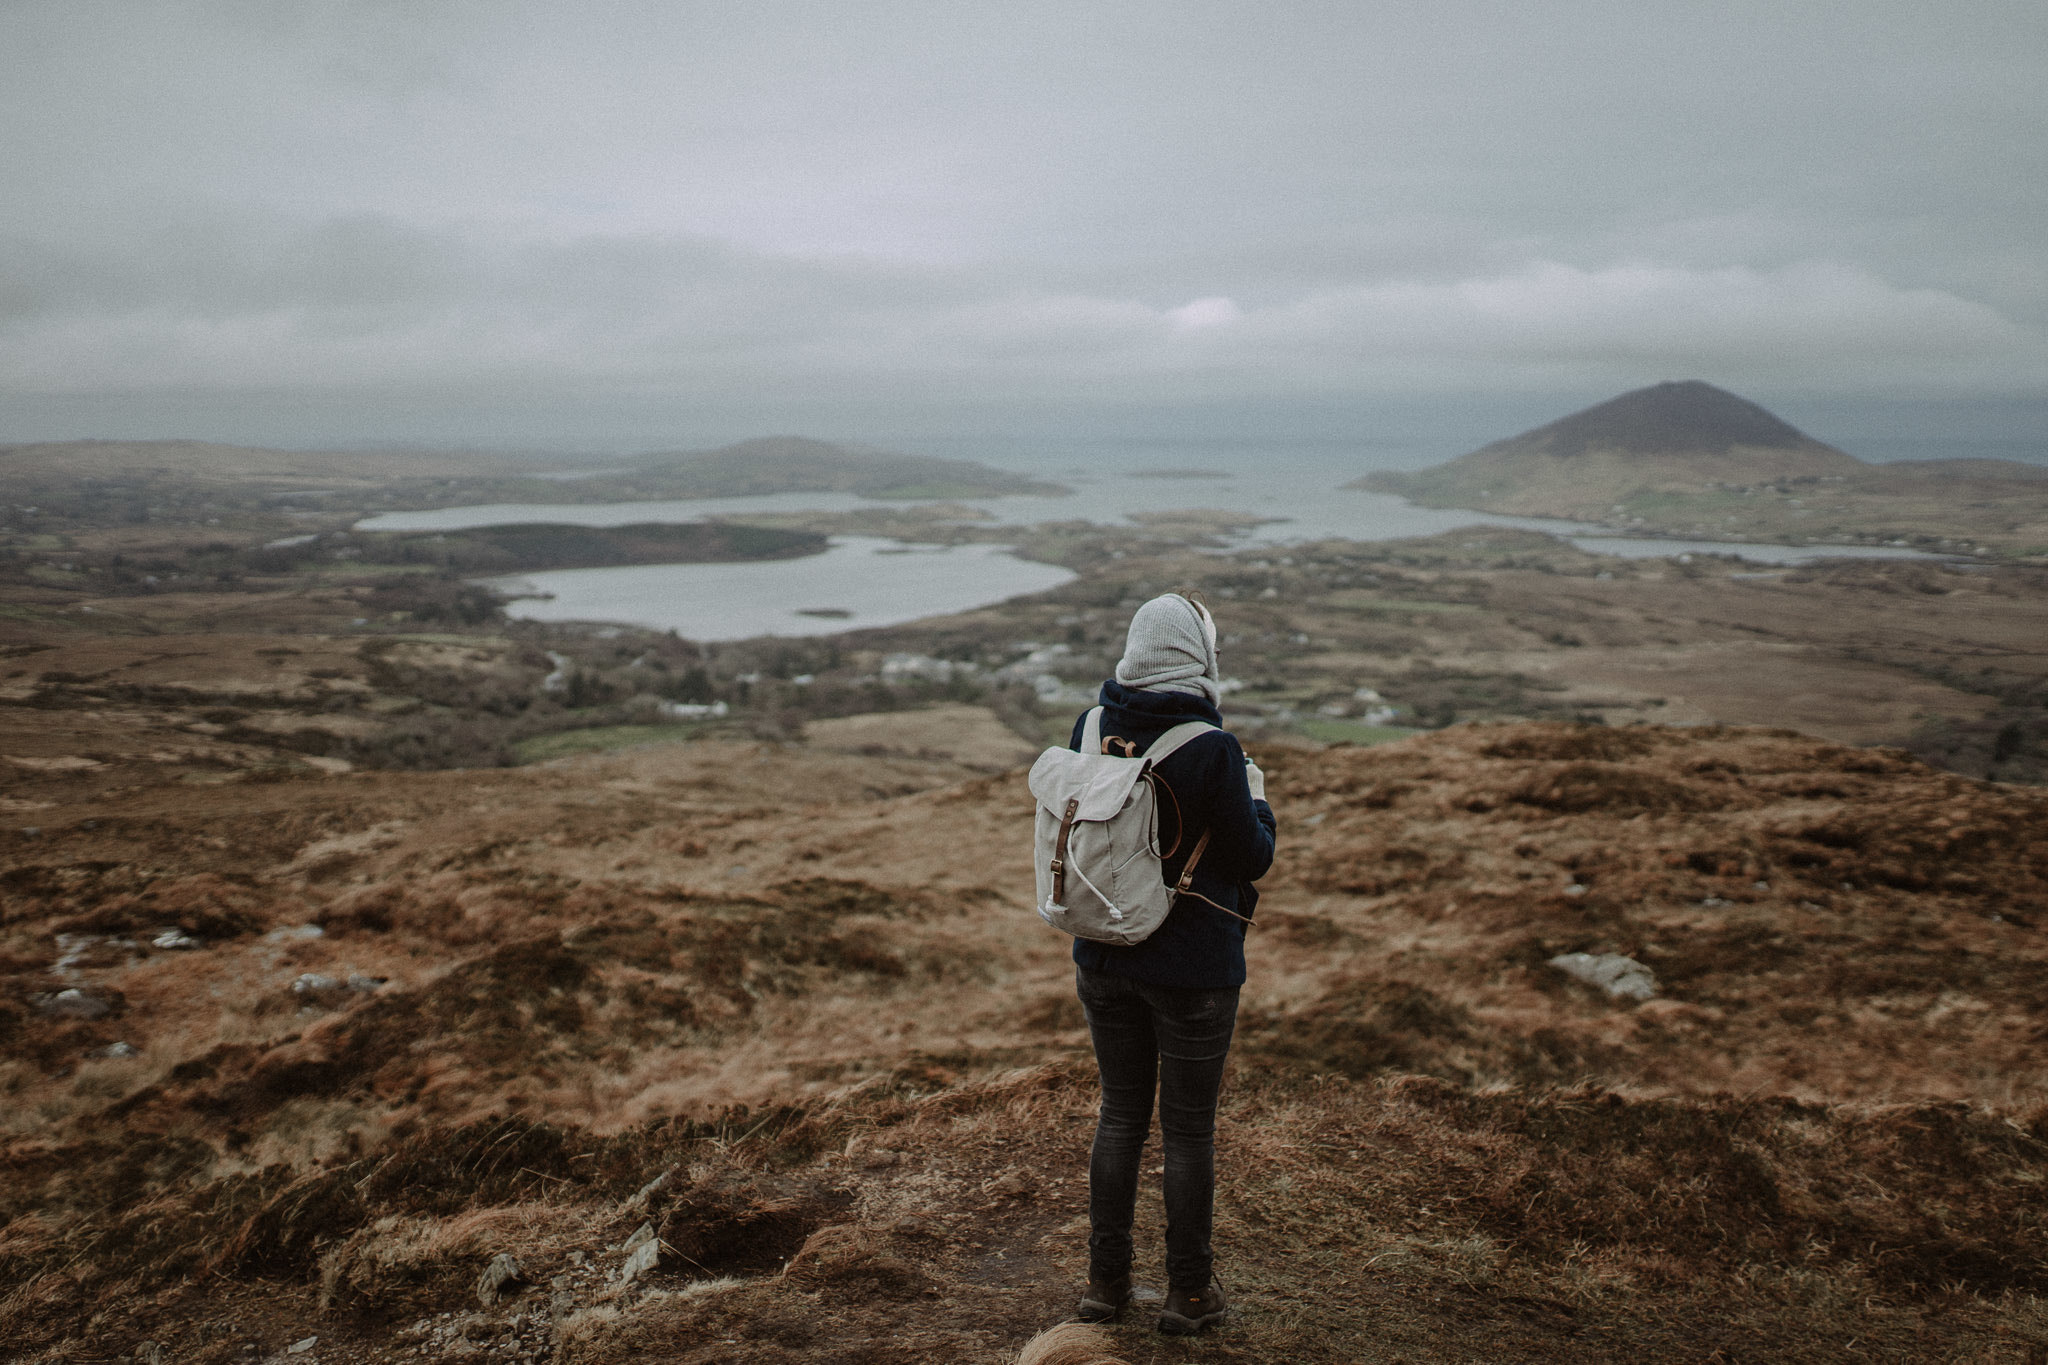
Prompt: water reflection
<box><xmin>357</xmin><ymin>476</ymin><xmax>1942</xmax><ymax>563</ymax></box>
<box><xmin>361</xmin><ymin>457</ymin><xmax>1946</xmax><ymax>640</ymax></box>
<box><xmin>490</xmin><ymin>536</ymin><xmax>1076</xmax><ymax>641</ymax></box>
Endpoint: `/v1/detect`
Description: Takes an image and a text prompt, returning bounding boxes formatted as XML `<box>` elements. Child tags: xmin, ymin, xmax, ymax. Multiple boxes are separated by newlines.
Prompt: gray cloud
<box><xmin>3</xmin><ymin>1</ymin><xmax>2045</xmax><ymax>445</ymax></box>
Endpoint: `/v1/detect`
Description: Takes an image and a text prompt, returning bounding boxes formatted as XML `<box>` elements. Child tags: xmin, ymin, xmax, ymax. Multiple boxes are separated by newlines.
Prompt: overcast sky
<box><xmin>4</xmin><ymin>0</ymin><xmax>2046</xmax><ymax>452</ymax></box>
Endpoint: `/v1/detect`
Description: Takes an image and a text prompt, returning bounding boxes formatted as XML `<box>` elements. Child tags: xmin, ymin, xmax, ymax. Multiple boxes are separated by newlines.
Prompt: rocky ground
<box><xmin>5</xmin><ymin>716</ymin><xmax>2048</xmax><ymax>1363</ymax></box>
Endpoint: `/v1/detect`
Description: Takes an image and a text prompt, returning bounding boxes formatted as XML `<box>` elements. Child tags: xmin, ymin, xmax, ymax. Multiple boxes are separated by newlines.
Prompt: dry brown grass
<box><xmin>6</xmin><ymin>1061</ymin><xmax>2046</xmax><ymax>1361</ymax></box>
<box><xmin>5</xmin><ymin>721</ymin><xmax>2048</xmax><ymax>1361</ymax></box>
<box><xmin>1014</xmin><ymin>1323</ymin><xmax>1129</xmax><ymax>1364</ymax></box>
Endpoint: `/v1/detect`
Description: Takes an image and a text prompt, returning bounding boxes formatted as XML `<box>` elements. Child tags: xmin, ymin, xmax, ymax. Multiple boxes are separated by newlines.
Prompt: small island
<box><xmin>365</xmin><ymin>521</ymin><xmax>827</xmax><ymax>574</ymax></box>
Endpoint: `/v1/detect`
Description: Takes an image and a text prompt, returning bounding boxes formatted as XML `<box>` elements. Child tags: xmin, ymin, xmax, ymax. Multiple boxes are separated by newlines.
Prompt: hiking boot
<box><xmin>1157</xmin><ymin>1279</ymin><xmax>1228</xmax><ymax>1335</ymax></box>
<box><xmin>1076</xmin><ymin>1272</ymin><xmax>1132</xmax><ymax>1323</ymax></box>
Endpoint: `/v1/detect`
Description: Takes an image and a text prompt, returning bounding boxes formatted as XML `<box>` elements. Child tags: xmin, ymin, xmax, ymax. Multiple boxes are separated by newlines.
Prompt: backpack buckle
<box><xmin>1051</xmin><ymin>797</ymin><xmax>1080</xmax><ymax>903</ymax></box>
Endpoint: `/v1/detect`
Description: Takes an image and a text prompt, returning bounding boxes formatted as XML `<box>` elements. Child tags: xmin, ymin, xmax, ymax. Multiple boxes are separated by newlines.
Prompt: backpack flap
<box><xmin>1026</xmin><ymin>717</ymin><xmax>1220</xmax><ymax>945</ymax></box>
<box><xmin>1027</xmin><ymin>747</ymin><xmax>1152</xmax><ymax>823</ymax></box>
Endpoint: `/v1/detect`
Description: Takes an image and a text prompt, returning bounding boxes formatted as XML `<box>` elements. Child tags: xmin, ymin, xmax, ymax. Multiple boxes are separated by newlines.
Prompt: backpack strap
<box><xmin>1080</xmin><ymin>706</ymin><xmax>1105</xmax><ymax>754</ymax></box>
<box><xmin>1173</xmin><ymin>829</ymin><xmax>1213</xmax><ymax>901</ymax></box>
<box><xmin>1141</xmin><ymin>719</ymin><xmax>1216</xmax><ymax>865</ymax></box>
<box><xmin>1141</xmin><ymin>720</ymin><xmax>1219</xmax><ymax>767</ymax></box>
<box><xmin>1138</xmin><ymin>722</ymin><xmax>1253</xmax><ymax>925</ymax></box>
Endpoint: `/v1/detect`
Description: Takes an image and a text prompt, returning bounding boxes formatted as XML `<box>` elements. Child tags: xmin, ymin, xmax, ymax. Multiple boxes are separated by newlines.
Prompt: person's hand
<box><xmin>1244</xmin><ymin>755</ymin><xmax>1266</xmax><ymax>802</ymax></box>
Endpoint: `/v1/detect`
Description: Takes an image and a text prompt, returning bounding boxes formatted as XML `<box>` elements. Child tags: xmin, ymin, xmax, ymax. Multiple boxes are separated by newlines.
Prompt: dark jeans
<box><xmin>1075</xmin><ymin>965</ymin><xmax>1240</xmax><ymax>1290</ymax></box>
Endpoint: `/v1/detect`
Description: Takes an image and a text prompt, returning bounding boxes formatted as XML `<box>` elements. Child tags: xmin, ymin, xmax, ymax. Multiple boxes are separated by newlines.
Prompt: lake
<box><xmin>356</xmin><ymin>443</ymin><xmax>1943</xmax><ymax>639</ymax></box>
<box><xmin>487</xmin><ymin>536</ymin><xmax>1076</xmax><ymax>641</ymax></box>
<box><xmin>356</xmin><ymin>461</ymin><xmax>1596</xmax><ymax>545</ymax></box>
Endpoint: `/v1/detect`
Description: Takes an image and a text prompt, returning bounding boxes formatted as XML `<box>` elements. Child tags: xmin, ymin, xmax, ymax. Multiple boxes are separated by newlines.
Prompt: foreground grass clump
<box><xmin>7</xmin><ymin>721</ymin><xmax>2048</xmax><ymax>1361</ymax></box>
<box><xmin>4</xmin><ymin>1066</ymin><xmax>2047</xmax><ymax>1363</ymax></box>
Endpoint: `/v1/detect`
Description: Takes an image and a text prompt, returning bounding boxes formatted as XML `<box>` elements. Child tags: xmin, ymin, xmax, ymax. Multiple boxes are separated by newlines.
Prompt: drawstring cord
<box><xmin>1048</xmin><ymin>733</ymin><xmax>1256</xmax><ymax>930</ymax></box>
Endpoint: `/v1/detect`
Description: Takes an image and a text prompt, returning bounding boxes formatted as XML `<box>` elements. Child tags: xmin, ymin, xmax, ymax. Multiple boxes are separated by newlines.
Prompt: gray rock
<box><xmin>623</xmin><ymin>1165</ymin><xmax>674</xmax><ymax>1210</ymax></box>
<box><xmin>54</xmin><ymin>932</ymin><xmax>98</xmax><ymax>973</ymax></box>
<box><xmin>456</xmin><ymin>1312</ymin><xmax>506</xmax><ymax>1342</ymax></box>
<box><xmin>291</xmin><ymin>973</ymin><xmax>341</xmax><ymax>996</ymax></box>
<box><xmin>476</xmin><ymin>1252</ymin><xmax>523</xmax><ymax>1306</ymax></box>
<box><xmin>345</xmin><ymin>973</ymin><xmax>388</xmax><ymax>991</ymax></box>
<box><xmin>620</xmin><ymin>1221</ymin><xmax>655</xmax><ymax>1253</ymax></box>
<box><xmin>38</xmin><ymin>987</ymin><xmax>113</xmax><ymax>1019</ymax></box>
<box><xmin>619</xmin><ymin>1239</ymin><xmax>663</xmax><ymax>1284</ymax></box>
<box><xmin>152</xmin><ymin>929</ymin><xmax>201</xmax><ymax>950</ymax></box>
<box><xmin>96</xmin><ymin>1041</ymin><xmax>140</xmax><ymax>1059</ymax></box>
<box><xmin>287</xmin><ymin>1338</ymin><xmax>317</xmax><ymax>1355</ymax></box>
<box><xmin>1548</xmin><ymin>952</ymin><xmax>1658</xmax><ymax>1001</ymax></box>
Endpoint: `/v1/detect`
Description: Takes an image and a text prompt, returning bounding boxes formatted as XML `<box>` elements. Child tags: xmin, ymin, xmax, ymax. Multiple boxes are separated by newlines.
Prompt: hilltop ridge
<box><xmin>1357</xmin><ymin>381</ymin><xmax>1861</xmax><ymax>518</ymax></box>
<box><xmin>626</xmin><ymin>435</ymin><xmax>1067</xmax><ymax>500</ymax></box>
<box><xmin>0</xmin><ymin>438</ymin><xmax>523</xmax><ymax>485</ymax></box>
<box><xmin>1470</xmin><ymin>379</ymin><xmax>1851</xmax><ymax>461</ymax></box>
<box><xmin>1358</xmin><ymin>382</ymin><xmax>2048</xmax><ymax>557</ymax></box>
<box><xmin>0</xmin><ymin>434</ymin><xmax>1069</xmax><ymax>535</ymax></box>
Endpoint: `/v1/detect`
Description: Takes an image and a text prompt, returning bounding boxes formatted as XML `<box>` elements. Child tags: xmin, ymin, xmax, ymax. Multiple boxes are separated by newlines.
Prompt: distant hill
<box><xmin>365</xmin><ymin>435</ymin><xmax>1070</xmax><ymax>507</ymax></box>
<box><xmin>368</xmin><ymin>521</ymin><xmax>826</xmax><ymax>573</ymax></box>
<box><xmin>1357</xmin><ymin>381</ymin><xmax>1864</xmax><ymax>518</ymax></box>
<box><xmin>0</xmin><ymin>435</ymin><xmax>1063</xmax><ymax>500</ymax></box>
<box><xmin>624</xmin><ymin>436</ymin><xmax>1066</xmax><ymax>500</ymax></box>
<box><xmin>0</xmin><ymin>435</ymin><xmax>1069</xmax><ymax>533</ymax></box>
<box><xmin>1353</xmin><ymin>383</ymin><xmax>2048</xmax><ymax>557</ymax></box>
<box><xmin>0</xmin><ymin>438</ymin><xmax>516</xmax><ymax>486</ymax></box>
<box><xmin>1469</xmin><ymin>380</ymin><xmax>1844</xmax><ymax>460</ymax></box>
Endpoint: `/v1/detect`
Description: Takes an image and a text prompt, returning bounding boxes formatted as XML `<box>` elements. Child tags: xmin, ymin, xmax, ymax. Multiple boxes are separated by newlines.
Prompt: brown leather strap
<box><xmin>1173</xmin><ymin>834</ymin><xmax>1253</xmax><ymax>927</ymax></box>
<box><xmin>1050</xmin><ymin>796</ymin><xmax>1079</xmax><ymax>903</ymax></box>
<box><xmin>1146</xmin><ymin>771</ymin><xmax>1185</xmax><ymax>859</ymax></box>
<box><xmin>1172</xmin><ymin>829</ymin><xmax>1211</xmax><ymax>898</ymax></box>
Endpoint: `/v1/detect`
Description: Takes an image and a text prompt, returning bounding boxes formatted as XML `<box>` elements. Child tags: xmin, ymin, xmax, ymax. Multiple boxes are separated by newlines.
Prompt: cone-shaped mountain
<box><xmin>1494</xmin><ymin>380</ymin><xmax>1838</xmax><ymax>459</ymax></box>
<box><xmin>1356</xmin><ymin>380</ymin><xmax>1863</xmax><ymax>518</ymax></box>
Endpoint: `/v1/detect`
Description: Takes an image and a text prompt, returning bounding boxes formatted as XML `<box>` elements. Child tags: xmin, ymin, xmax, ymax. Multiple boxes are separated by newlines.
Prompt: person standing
<box><xmin>1068</xmin><ymin>591</ymin><xmax>1275</xmax><ymax>1335</ymax></box>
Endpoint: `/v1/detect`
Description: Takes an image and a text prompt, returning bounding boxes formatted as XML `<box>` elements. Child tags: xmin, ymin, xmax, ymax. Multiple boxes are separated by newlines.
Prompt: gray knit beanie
<box><xmin>1115</xmin><ymin>593</ymin><xmax>1220</xmax><ymax>704</ymax></box>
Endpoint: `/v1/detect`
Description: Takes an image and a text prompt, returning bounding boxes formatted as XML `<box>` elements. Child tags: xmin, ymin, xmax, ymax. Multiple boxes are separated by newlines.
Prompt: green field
<box><xmin>1294</xmin><ymin>716</ymin><xmax>1420</xmax><ymax>746</ymax></box>
<box><xmin>513</xmin><ymin>723</ymin><xmax>704</xmax><ymax>763</ymax></box>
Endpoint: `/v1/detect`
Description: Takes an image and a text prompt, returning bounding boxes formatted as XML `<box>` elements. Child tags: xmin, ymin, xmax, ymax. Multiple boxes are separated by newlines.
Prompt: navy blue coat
<box><xmin>1066</xmin><ymin>679</ymin><xmax>1276</xmax><ymax>989</ymax></box>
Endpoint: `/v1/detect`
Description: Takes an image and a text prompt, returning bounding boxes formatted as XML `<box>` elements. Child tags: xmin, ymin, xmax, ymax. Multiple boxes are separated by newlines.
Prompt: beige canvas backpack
<box><xmin>1027</xmin><ymin>706</ymin><xmax>1216</xmax><ymax>945</ymax></box>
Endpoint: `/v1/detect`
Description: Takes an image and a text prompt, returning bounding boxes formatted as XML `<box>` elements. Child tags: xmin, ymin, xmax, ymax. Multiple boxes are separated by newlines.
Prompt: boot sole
<box><xmin>1156</xmin><ymin>1307</ymin><xmax>1227</xmax><ymax>1335</ymax></box>
<box><xmin>1076</xmin><ymin>1299</ymin><xmax>1125</xmax><ymax>1322</ymax></box>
